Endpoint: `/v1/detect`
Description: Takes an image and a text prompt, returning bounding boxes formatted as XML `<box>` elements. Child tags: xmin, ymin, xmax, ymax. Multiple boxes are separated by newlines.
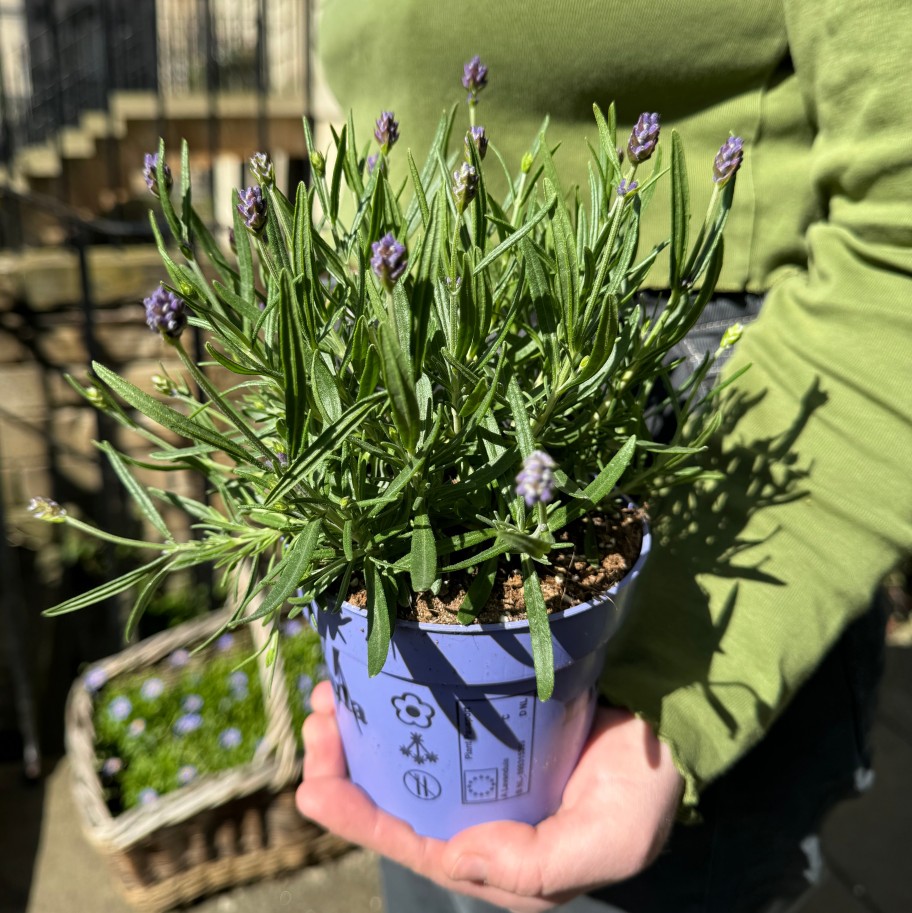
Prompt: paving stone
<box><xmin>819</xmin><ymin>720</ymin><xmax>912</xmax><ymax>913</ymax></box>
<box><xmin>2</xmin><ymin>758</ymin><xmax>384</xmax><ymax>913</ymax></box>
<box><xmin>879</xmin><ymin>646</ymin><xmax>912</xmax><ymax>739</ymax></box>
<box><xmin>794</xmin><ymin>873</ymin><xmax>872</xmax><ymax>913</ymax></box>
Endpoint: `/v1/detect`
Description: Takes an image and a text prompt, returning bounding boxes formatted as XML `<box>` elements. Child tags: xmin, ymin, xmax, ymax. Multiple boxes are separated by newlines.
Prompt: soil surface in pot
<box><xmin>347</xmin><ymin>507</ymin><xmax>645</xmax><ymax>625</ymax></box>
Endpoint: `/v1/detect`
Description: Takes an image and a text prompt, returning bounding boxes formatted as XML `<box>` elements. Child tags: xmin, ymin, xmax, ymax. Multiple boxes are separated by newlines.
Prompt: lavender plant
<box><xmin>38</xmin><ymin>62</ymin><xmax>744</xmax><ymax>700</ymax></box>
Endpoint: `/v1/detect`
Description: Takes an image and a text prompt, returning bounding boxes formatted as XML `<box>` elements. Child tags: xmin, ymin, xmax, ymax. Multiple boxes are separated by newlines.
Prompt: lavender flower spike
<box><xmin>28</xmin><ymin>497</ymin><xmax>67</xmax><ymax>522</ymax></box>
<box><xmin>237</xmin><ymin>185</ymin><xmax>267</xmax><ymax>234</ymax></box>
<box><xmin>627</xmin><ymin>113</ymin><xmax>660</xmax><ymax>165</ymax></box>
<box><xmin>143</xmin><ymin>152</ymin><xmax>172</xmax><ymax>197</ymax></box>
<box><xmin>713</xmin><ymin>136</ymin><xmax>744</xmax><ymax>186</ymax></box>
<box><xmin>143</xmin><ymin>286</ymin><xmax>187</xmax><ymax>339</ymax></box>
<box><xmin>452</xmin><ymin>162</ymin><xmax>479</xmax><ymax>211</ymax></box>
<box><xmin>515</xmin><ymin>450</ymin><xmax>557</xmax><ymax>508</ymax></box>
<box><xmin>617</xmin><ymin>178</ymin><xmax>638</xmax><ymax>197</ymax></box>
<box><xmin>465</xmin><ymin>125</ymin><xmax>488</xmax><ymax>161</ymax></box>
<box><xmin>462</xmin><ymin>55</ymin><xmax>488</xmax><ymax>104</ymax></box>
<box><xmin>371</xmin><ymin>233</ymin><xmax>408</xmax><ymax>288</ymax></box>
<box><xmin>373</xmin><ymin>111</ymin><xmax>399</xmax><ymax>153</ymax></box>
<box><xmin>249</xmin><ymin>151</ymin><xmax>275</xmax><ymax>186</ymax></box>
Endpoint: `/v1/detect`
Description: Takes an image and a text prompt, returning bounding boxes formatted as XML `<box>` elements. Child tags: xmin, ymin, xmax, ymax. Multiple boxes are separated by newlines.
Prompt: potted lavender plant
<box><xmin>35</xmin><ymin>58</ymin><xmax>744</xmax><ymax>839</ymax></box>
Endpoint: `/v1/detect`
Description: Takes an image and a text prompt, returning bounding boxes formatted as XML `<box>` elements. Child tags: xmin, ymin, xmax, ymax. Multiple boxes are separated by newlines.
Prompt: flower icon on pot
<box><xmin>392</xmin><ymin>692</ymin><xmax>435</xmax><ymax>729</ymax></box>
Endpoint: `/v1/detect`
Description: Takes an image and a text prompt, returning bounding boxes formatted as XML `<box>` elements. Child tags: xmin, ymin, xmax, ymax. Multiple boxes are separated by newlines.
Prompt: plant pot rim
<box><xmin>318</xmin><ymin>518</ymin><xmax>652</xmax><ymax>636</ymax></box>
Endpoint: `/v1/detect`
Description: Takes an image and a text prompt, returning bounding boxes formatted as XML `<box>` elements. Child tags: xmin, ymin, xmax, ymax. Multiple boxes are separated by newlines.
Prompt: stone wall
<box><xmin>0</xmin><ymin>245</ymin><xmax>200</xmax><ymax>536</ymax></box>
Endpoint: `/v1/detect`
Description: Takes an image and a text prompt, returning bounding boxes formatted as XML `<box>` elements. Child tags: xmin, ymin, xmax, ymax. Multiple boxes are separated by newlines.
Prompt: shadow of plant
<box><xmin>601</xmin><ymin>378</ymin><xmax>828</xmax><ymax>737</ymax></box>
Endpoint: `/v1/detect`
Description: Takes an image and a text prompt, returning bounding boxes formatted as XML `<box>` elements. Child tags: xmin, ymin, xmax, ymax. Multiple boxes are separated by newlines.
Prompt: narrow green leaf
<box><xmin>156</xmin><ymin>138</ymin><xmax>184</xmax><ymax>245</ymax></box>
<box><xmin>407</xmin><ymin>149</ymin><xmax>430</xmax><ymax>228</ymax></box>
<box><xmin>266</xmin><ymin>393</ymin><xmax>383</xmax><ymax>505</ymax></box>
<box><xmin>97</xmin><ymin>441</ymin><xmax>171</xmax><ymax>540</ymax></box>
<box><xmin>125</xmin><ymin>561</ymin><xmax>173</xmax><ymax>641</ymax></box>
<box><xmin>93</xmin><ymin>362</ymin><xmax>252</xmax><ymax>465</ymax></box>
<box><xmin>278</xmin><ymin>269</ymin><xmax>311</xmax><ymax>457</ymax></box>
<box><xmin>205</xmin><ymin>342</ymin><xmax>270</xmax><ymax>377</ymax></box>
<box><xmin>330</xmin><ymin>124</ymin><xmax>347</xmax><ymax>222</ymax></box>
<box><xmin>366</xmin><ymin>561</ymin><xmax>395</xmax><ymax>677</ymax></box>
<box><xmin>522</xmin><ymin>557</ymin><xmax>554</xmax><ymax>701</ymax></box>
<box><xmin>456</xmin><ymin>557</ymin><xmax>498</xmax><ymax>624</ymax></box>
<box><xmin>180</xmin><ymin>139</ymin><xmax>192</xmax><ymax>247</ymax></box>
<box><xmin>669</xmin><ymin>131</ymin><xmax>690</xmax><ymax>288</ymax></box>
<box><xmin>241</xmin><ymin>520</ymin><xmax>322</xmax><ymax>624</ymax></box>
<box><xmin>506</xmin><ymin>375</ymin><xmax>534</xmax><ymax>458</ymax></box>
<box><xmin>311</xmin><ymin>350</ymin><xmax>342</xmax><ymax>423</ymax></box>
<box><xmin>231</xmin><ymin>196</ymin><xmax>255</xmax><ymax>302</ymax></box>
<box><xmin>473</xmin><ymin>197</ymin><xmax>555</xmax><ymax>274</ymax></box>
<box><xmin>378</xmin><ymin>324</ymin><xmax>420</xmax><ymax>453</ymax></box>
<box><xmin>42</xmin><ymin>555</ymin><xmax>170</xmax><ymax>616</ymax></box>
<box><xmin>409</xmin><ymin>512</ymin><xmax>437</xmax><ymax>592</ymax></box>
<box><xmin>581</xmin><ymin>435</ymin><xmax>637</xmax><ymax>504</ymax></box>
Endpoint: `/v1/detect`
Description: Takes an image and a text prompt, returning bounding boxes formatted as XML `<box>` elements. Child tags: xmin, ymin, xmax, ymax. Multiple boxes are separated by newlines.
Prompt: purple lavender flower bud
<box><xmin>452</xmin><ymin>162</ymin><xmax>479</xmax><ymax>211</ymax></box>
<box><xmin>617</xmin><ymin>178</ymin><xmax>638</xmax><ymax>197</ymax></box>
<box><xmin>237</xmin><ymin>185</ymin><xmax>267</xmax><ymax>234</ymax></box>
<box><xmin>465</xmin><ymin>126</ymin><xmax>488</xmax><ymax>162</ymax></box>
<box><xmin>138</xmin><ymin>788</ymin><xmax>159</xmax><ymax>805</ymax></box>
<box><xmin>140</xmin><ymin>677</ymin><xmax>165</xmax><ymax>700</ymax></box>
<box><xmin>373</xmin><ymin>111</ymin><xmax>399</xmax><ymax>153</ymax></box>
<box><xmin>183</xmin><ymin>694</ymin><xmax>204</xmax><ymax>712</ymax></box>
<box><xmin>515</xmin><ymin>450</ymin><xmax>557</xmax><ymax>508</ymax></box>
<box><xmin>370</xmin><ymin>233</ymin><xmax>408</xmax><ymax>288</ymax></box>
<box><xmin>143</xmin><ymin>286</ymin><xmax>187</xmax><ymax>339</ymax></box>
<box><xmin>108</xmin><ymin>696</ymin><xmax>132</xmax><ymax>722</ymax></box>
<box><xmin>462</xmin><ymin>55</ymin><xmax>488</xmax><ymax>104</ymax></box>
<box><xmin>173</xmin><ymin>712</ymin><xmax>203</xmax><ymax>735</ymax></box>
<box><xmin>219</xmin><ymin>727</ymin><xmax>243</xmax><ymax>749</ymax></box>
<box><xmin>169</xmin><ymin>648</ymin><xmax>190</xmax><ymax>668</ymax></box>
<box><xmin>84</xmin><ymin>667</ymin><xmax>108</xmax><ymax>693</ymax></box>
<box><xmin>177</xmin><ymin>765</ymin><xmax>198</xmax><ymax>786</ymax></box>
<box><xmin>713</xmin><ymin>136</ymin><xmax>744</xmax><ymax>186</ymax></box>
<box><xmin>128</xmin><ymin>718</ymin><xmax>146</xmax><ymax>737</ymax></box>
<box><xmin>216</xmin><ymin>633</ymin><xmax>234</xmax><ymax>652</ymax></box>
<box><xmin>101</xmin><ymin>757</ymin><xmax>123</xmax><ymax>778</ymax></box>
<box><xmin>28</xmin><ymin>496</ymin><xmax>67</xmax><ymax>522</ymax></box>
<box><xmin>366</xmin><ymin>152</ymin><xmax>386</xmax><ymax>177</ymax></box>
<box><xmin>143</xmin><ymin>152</ymin><xmax>172</xmax><ymax>197</ymax></box>
<box><xmin>249</xmin><ymin>151</ymin><xmax>275</xmax><ymax>186</ymax></box>
<box><xmin>627</xmin><ymin>113</ymin><xmax>661</xmax><ymax>165</ymax></box>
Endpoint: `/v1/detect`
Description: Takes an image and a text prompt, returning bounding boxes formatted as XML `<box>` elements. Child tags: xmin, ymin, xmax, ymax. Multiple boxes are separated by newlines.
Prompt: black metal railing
<box><xmin>0</xmin><ymin>0</ymin><xmax>310</xmax><ymax>171</ymax></box>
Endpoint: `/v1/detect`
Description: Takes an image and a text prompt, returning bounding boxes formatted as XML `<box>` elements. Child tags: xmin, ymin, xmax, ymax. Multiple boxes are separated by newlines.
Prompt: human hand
<box><xmin>296</xmin><ymin>680</ymin><xmax>683</xmax><ymax>912</ymax></box>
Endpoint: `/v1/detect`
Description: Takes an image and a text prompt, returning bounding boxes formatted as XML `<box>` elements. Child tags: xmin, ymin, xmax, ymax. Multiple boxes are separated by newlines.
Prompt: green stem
<box><xmin>65</xmin><ymin>516</ymin><xmax>174</xmax><ymax>551</ymax></box>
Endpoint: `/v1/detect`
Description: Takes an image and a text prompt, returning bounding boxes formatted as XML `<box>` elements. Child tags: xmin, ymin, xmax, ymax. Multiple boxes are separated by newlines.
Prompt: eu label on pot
<box><xmin>456</xmin><ymin>695</ymin><xmax>535</xmax><ymax>804</ymax></box>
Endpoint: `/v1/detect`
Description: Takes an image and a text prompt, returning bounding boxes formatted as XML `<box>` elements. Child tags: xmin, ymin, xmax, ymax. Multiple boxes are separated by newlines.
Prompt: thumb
<box><xmin>443</xmin><ymin>821</ymin><xmax>551</xmax><ymax>898</ymax></box>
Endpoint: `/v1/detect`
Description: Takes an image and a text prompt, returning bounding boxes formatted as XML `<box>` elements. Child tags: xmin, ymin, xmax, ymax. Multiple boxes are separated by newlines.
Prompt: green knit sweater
<box><xmin>319</xmin><ymin>0</ymin><xmax>912</xmax><ymax>814</ymax></box>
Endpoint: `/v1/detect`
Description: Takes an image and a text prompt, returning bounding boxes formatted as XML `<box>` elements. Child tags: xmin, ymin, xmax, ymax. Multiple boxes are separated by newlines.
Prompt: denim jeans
<box><xmin>380</xmin><ymin>295</ymin><xmax>887</xmax><ymax>913</ymax></box>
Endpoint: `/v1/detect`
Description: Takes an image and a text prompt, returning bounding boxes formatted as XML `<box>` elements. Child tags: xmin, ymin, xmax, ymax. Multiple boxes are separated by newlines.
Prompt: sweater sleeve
<box><xmin>599</xmin><ymin>0</ymin><xmax>912</xmax><ymax>817</ymax></box>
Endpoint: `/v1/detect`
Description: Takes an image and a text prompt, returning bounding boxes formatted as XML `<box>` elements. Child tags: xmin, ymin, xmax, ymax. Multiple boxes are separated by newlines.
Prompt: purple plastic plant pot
<box><xmin>312</xmin><ymin>523</ymin><xmax>651</xmax><ymax>840</ymax></box>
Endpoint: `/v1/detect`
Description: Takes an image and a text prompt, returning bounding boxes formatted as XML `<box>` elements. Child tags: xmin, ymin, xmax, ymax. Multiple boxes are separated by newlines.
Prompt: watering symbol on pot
<box><xmin>392</xmin><ymin>692</ymin><xmax>435</xmax><ymax>728</ymax></box>
<box><xmin>400</xmin><ymin>733</ymin><xmax>438</xmax><ymax>765</ymax></box>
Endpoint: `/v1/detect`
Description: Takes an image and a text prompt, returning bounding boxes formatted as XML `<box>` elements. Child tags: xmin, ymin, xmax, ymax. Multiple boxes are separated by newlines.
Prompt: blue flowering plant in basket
<box><xmin>82</xmin><ymin>621</ymin><xmax>324</xmax><ymax>812</ymax></box>
<box><xmin>34</xmin><ymin>57</ymin><xmax>744</xmax><ymax>715</ymax></box>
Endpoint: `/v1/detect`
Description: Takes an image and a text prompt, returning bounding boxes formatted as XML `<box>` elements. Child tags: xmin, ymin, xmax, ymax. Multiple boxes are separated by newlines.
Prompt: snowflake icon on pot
<box><xmin>392</xmin><ymin>692</ymin><xmax>435</xmax><ymax>728</ymax></box>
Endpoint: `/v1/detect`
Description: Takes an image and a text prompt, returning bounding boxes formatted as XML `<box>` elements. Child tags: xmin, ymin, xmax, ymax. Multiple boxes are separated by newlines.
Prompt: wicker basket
<box><xmin>65</xmin><ymin>608</ymin><xmax>349</xmax><ymax>912</ymax></box>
